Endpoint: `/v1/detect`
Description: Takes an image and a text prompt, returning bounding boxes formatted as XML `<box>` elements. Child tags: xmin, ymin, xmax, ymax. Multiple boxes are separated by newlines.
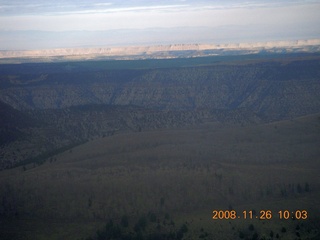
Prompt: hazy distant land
<box><xmin>1</xmin><ymin>39</ymin><xmax>320</xmax><ymax>63</ymax></box>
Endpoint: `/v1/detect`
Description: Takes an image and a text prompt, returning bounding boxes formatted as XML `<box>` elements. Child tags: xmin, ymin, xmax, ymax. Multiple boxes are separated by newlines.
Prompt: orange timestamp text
<box><xmin>212</xmin><ymin>210</ymin><xmax>308</xmax><ymax>220</ymax></box>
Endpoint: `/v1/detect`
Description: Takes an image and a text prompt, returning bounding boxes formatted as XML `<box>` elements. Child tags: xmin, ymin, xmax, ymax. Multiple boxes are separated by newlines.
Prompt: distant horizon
<box><xmin>1</xmin><ymin>0</ymin><xmax>319</xmax><ymax>50</ymax></box>
<box><xmin>0</xmin><ymin>29</ymin><xmax>320</xmax><ymax>51</ymax></box>
<box><xmin>1</xmin><ymin>37</ymin><xmax>320</xmax><ymax>51</ymax></box>
<box><xmin>1</xmin><ymin>38</ymin><xmax>320</xmax><ymax>64</ymax></box>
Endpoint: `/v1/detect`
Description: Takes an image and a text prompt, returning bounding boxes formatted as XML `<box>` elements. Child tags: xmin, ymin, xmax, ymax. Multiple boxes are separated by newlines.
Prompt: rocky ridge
<box><xmin>1</xmin><ymin>39</ymin><xmax>320</xmax><ymax>61</ymax></box>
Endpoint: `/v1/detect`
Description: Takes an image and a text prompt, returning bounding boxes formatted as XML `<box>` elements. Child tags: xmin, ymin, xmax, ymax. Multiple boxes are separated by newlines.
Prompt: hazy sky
<box><xmin>0</xmin><ymin>0</ymin><xmax>320</xmax><ymax>50</ymax></box>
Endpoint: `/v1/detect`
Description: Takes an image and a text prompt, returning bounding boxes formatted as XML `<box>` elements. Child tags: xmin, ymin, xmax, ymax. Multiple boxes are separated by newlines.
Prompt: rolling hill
<box><xmin>0</xmin><ymin>53</ymin><xmax>320</xmax><ymax>239</ymax></box>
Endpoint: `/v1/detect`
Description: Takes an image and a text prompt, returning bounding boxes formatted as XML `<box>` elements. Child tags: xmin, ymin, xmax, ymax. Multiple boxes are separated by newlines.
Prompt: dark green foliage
<box><xmin>305</xmin><ymin>182</ymin><xmax>310</xmax><ymax>192</ymax></box>
<box><xmin>121</xmin><ymin>215</ymin><xmax>129</xmax><ymax>228</ymax></box>
<box><xmin>249</xmin><ymin>224</ymin><xmax>254</xmax><ymax>231</ymax></box>
<box><xmin>0</xmin><ymin>100</ymin><xmax>33</xmax><ymax>146</ymax></box>
<box><xmin>252</xmin><ymin>232</ymin><xmax>258</xmax><ymax>240</ymax></box>
<box><xmin>11</xmin><ymin>140</ymin><xmax>87</xmax><ymax>169</ymax></box>
<box><xmin>280</xmin><ymin>188</ymin><xmax>287</xmax><ymax>197</ymax></box>
<box><xmin>87</xmin><ymin>214</ymin><xmax>191</xmax><ymax>240</ymax></box>
<box><xmin>199</xmin><ymin>232</ymin><xmax>208</xmax><ymax>239</ymax></box>
<box><xmin>160</xmin><ymin>198</ymin><xmax>165</xmax><ymax>207</ymax></box>
<box><xmin>134</xmin><ymin>223</ymin><xmax>141</xmax><ymax>233</ymax></box>
<box><xmin>148</xmin><ymin>212</ymin><xmax>157</xmax><ymax>223</ymax></box>
<box><xmin>177</xmin><ymin>224</ymin><xmax>188</xmax><ymax>239</ymax></box>
<box><xmin>88</xmin><ymin>198</ymin><xmax>92</xmax><ymax>208</ymax></box>
<box><xmin>109</xmin><ymin>225</ymin><xmax>122</xmax><ymax>239</ymax></box>
<box><xmin>135</xmin><ymin>231</ymin><xmax>144</xmax><ymax>240</ymax></box>
<box><xmin>147</xmin><ymin>232</ymin><xmax>163</xmax><ymax>240</ymax></box>
<box><xmin>96</xmin><ymin>230</ymin><xmax>105</xmax><ymax>240</ymax></box>
<box><xmin>239</xmin><ymin>231</ymin><xmax>245</xmax><ymax>239</ymax></box>
<box><xmin>297</xmin><ymin>183</ymin><xmax>302</xmax><ymax>193</ymax></box>
<box><xmin>105</xmin><ymin>220</ymin><xmax>114</xmax><ymax>232</ymax></box>
<box><xmin>179</xmin><ymin>224</ymin><xmax>188</xmax><ymax>234</ymax></box>
<box><xmin>137</xmin><ymin>216</ymin><xmax>147</xmax><ymax>231</ymax></box>
<box><xmin>176</xmin><ymin>231</ymin><xmax>183</xmax><ymax>240</ymax></box>
<box><xmin>270</xmin><ymin>230</ymin><xmax>274</xmax><ymax>238</ymax></box>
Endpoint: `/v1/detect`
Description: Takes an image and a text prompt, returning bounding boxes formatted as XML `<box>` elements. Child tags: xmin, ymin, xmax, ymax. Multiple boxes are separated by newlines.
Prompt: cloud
<box><xmin>92</xmin><ymin>3</ymin><xmax>113</xmax><ymax>7</ymax></box>
<box><xmin>1</xmin><ymin>2</ymin><xmax>319</xmax><ymax>32</ymax></box>
<box><xmin>56</xmin><ymin>4</ymin><xmax>190</xmax><ymax>15</ymax></box>
<box><xmin>0</xmin><ymin>0</ymin><xmax>319</xmax><ymax>49</ymax></box>
<box><xmin>1</xmin><ymin>0</ymin><xmax>319</xmax><ymax>16</ymax></box>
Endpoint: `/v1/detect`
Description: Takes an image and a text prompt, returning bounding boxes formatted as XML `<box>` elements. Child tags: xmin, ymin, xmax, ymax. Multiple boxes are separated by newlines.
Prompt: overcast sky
<box><xmin>0</xmin><ymin>0</ymin><xmax>320</xmax><ymax>50</ymax></box>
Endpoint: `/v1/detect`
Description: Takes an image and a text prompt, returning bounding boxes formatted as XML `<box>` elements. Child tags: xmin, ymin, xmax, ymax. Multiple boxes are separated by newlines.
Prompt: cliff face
<box><xmin>1</xmin><ymin>39</ymin><xmax>320</xmax><ymax>61</ymax></box>
<box><xmin>1</xmin><ymin>59</ymin><xmax>320</xmax><ymax>120</ymax></box>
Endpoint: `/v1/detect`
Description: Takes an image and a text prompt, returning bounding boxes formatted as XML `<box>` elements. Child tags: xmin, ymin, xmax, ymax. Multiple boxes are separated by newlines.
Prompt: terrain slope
<box><xmin>0</xmin><ymin>54</ymin><xmax>319</xmax><ymax>239</ymax></box>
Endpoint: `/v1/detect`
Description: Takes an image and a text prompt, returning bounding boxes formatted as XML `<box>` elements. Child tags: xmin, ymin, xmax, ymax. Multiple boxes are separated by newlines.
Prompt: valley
<box><xmin>0</xmin><ymin>53</ymin><xmax>319</xmax><ymax>239</ymax></box>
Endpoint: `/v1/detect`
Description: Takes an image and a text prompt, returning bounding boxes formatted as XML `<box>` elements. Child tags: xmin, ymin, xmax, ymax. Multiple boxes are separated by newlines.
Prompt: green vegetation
<box><xmin>0</xmin><ymin>55</ymin><xmax>319</xmax><ymax>239</ymax></box>
<box><xmin>1</xmin><ymin>55</ymin><xmax>320</xmax><ymax>169</ymax></box>
<box><xmin>0</xmin><ymin>114</ymin><xmax>320</xmax><ymax>239</ymax></box>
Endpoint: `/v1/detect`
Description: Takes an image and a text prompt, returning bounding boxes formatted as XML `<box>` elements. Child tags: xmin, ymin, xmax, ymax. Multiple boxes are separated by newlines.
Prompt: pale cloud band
<box><xmin>0</xmin><ymin>0</ymin><xmax>319</xmax><ymax>50</ymax></box>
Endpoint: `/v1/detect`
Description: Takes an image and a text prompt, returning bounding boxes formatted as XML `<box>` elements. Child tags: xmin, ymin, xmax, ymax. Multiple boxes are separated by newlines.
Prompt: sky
<box><xmin>0</xmin><ymin>0</ymin><xmax>320</xmax><ymax>50</ymax></box>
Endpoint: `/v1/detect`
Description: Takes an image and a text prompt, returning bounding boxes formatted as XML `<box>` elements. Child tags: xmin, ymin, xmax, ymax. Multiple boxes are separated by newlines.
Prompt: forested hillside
<box><xmin>0</xmin><ymin>55</ymin><xmax>320</xmax><ymax>169</ymax></box>
<box><xmin>0</xmin><ymin>54</ymin><xmax>320</xmax><ymax>239</ymax></box>
<box><xmin>1</xmin><ymin>57</ymin><xmax>319</xmax><ymax>121</ymax></box>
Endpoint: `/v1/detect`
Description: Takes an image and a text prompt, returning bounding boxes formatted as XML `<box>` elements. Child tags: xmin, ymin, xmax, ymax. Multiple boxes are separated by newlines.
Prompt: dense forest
<box><xmin>0</xmin><ymin>54</ymin><xmax>320</xmax><ymax>239</ymax></box>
